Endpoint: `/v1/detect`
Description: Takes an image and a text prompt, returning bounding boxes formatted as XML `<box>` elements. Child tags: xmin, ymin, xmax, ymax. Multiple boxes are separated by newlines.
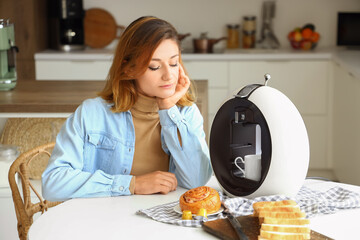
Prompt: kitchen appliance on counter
<box><xmin>48</xmin><ymin>0</ymin><xmax>85</xmax><ymax>51</ymax></box>
<box><xmin>257</xmin><ymin>1</ymin><xmax>280</xmax><ymax>49</ymax></box>
<box><xmin>0</xmin><ymin>19</ymin><xmax>18</xmax><ymax>91</ymax></box>
<box><xmin>337</xmin><ymin>12</ymin><xmax>360</xmax><ymax>47</ymax></box>
<box><xmin>193</xmin><ymin>33</ymin><xmax>227</xmax><ymax>53</ymax></box>
<box><xmin>210</xmin><ymin>74</ymin><xmax>309</xmax><ymax>198</ymax></box>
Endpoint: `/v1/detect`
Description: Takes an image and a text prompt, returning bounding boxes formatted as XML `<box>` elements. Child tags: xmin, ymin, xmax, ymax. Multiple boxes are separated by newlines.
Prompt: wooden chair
<box><xmin>8</xmin><ymin>142</ymin><xmax>62</xmax><ymax>240</ymax></box>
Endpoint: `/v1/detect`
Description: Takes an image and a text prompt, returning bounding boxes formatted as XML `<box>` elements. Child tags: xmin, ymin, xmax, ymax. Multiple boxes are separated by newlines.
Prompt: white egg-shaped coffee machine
<box><xmin>210</xmin><ymin>74</ymin><xmax>309</xmax><ymax>198</ymax></box>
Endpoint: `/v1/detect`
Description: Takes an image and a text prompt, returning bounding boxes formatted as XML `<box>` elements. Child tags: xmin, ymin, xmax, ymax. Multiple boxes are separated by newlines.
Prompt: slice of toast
<box><xmin>258</xmin><ymin>211</ymin><xmax>306</xmax><ymax>219</ymax></box>
<box><xmin>263</xmin><ymin>218</ymin><xmax>310</xmax><ymax>225</ymax></box>
<box><xmin>260</xmin><ymin>229</ymin><xmax>311</xmax><ymax>240</ymax></box>
<box><xmin>261</xmin><ymin>224</ymin><xmax>310</xmax><ymax>234</ymax></box>
<box><xmin>253</xmin><ymin>200</ymin><xmax>297</xmax><ymax>211</ymax></box>
<box><xmin>253</xmin><ymin>200</ymin><xmax>310</xmax><ymax>240</ymax></box>
<box><xmin>253</xmin><ymin>200</ymin><xmax>298</xmax><ymax>217</ymax></box>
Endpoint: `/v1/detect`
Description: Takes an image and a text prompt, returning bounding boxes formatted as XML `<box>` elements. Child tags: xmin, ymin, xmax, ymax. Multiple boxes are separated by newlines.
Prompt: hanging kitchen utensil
<box><xmin>84</xmin><ymin>8</ymin><xmax>125</xmax><ymax>48</ymax></box>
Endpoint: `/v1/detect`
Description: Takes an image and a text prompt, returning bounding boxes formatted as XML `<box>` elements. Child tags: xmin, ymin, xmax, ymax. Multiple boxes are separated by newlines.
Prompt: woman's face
<box><xmin>136</xmin><ymin>39</ymin><xmax>180</xmax><ymax>98</ymax></box>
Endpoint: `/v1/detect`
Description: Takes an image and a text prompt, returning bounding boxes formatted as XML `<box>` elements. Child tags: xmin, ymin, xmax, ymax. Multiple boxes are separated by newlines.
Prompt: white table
<box><xmin>28</xmin><ymin>177</ymin><xmax>360</xmax><ymax>240</ymax></box>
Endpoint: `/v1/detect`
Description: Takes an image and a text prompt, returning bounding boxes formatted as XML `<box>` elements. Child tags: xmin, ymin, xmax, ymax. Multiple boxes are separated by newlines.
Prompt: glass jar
<box><xmin>226</xmin><ymin>24</ymin><xmax>240</xmax><ymax>49</ymax></box>
<box><xmin>242</xmin><ymin>16</ymin><xmax>256</xmax><ymax>49</ymax></box>
<box><xmin>243</xmin><ymin>31</ymin><xmax>256</xmax><ymax>49</ymax></box>
<box><xmin>243</xmin><ymin>16</ymin><xmax>256</xmax><ymax>32</ymax></box>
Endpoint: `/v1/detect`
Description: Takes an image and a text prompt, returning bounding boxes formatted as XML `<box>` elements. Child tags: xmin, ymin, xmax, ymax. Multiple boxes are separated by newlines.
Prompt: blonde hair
<box><xmin>98</xmin><ymin>16</ymin><xmax>195</xmax><ymax>112</ymax></box>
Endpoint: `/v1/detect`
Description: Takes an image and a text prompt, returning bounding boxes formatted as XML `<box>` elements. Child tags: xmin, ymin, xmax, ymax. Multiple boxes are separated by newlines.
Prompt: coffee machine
<box><xmin>48</xmin><ymin>0</ymin><xmax>85</xmax><ymax>51</ymax></box>
<box><xmin>210</xmin><ymin>74</ymin><xmax>309</xmax><ymax>198</ymax></box>
<box><xmin>0</xmin><ymin>19</ymin><xmax>18</xmax><ymax>91</ymax></box>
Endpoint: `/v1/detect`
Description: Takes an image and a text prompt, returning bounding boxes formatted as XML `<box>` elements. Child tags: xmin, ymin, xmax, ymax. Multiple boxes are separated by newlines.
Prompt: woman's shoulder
<box><xmin>80</xmin><ymin>97</ymin><xmax>112</xmax><ymax>112</ymax></box>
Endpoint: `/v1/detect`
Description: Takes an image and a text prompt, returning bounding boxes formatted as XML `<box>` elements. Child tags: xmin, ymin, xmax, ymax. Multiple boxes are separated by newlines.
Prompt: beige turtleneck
<box><xmin>129</xmin><ymin>93</ymin><xmax>170</xmax><ymax>193</ymax></box>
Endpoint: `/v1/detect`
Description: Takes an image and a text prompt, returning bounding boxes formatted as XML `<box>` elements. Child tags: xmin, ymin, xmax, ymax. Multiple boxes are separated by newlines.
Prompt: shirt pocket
<box><xmin>84</xmin><ymin>132</ymin><xmax>118</xmax><ymax>172</ymax></box>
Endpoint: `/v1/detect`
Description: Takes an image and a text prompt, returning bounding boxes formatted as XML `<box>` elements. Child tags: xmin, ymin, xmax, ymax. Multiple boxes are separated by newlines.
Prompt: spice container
<box><xmin>226</xmin><ymin>24</ymin><xmax>240</xmax><ymax>49</ymax></box>
<box><xmin>242</xmin><ymin>16</ymin><xmax>256</xmax><ymax>48</ymax></box>
<box><xmin>0</xmin><ymin>144</ymin><xmax>19</xmax><ymax>188</ymax></box>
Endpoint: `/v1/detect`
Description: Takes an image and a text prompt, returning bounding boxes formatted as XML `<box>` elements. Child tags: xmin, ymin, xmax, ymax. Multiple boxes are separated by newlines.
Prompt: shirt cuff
<box><xmin>158</xmin><ymin>105</ymin><xmax>182</xmax><ymax>126</ymax></box>
<box><xmin>111</xmin><ymin>174</ymin><xmax>133</xmax><ymax>196</ymax></box>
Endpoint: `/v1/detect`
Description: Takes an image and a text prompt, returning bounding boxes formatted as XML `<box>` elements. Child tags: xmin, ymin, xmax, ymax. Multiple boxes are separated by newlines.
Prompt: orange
<box><xmin>301</xmin><ymin>28</ymin><xmax>313</xmax><ymax>40</ymax></box>
<box><xmin>310</xmin><ymin>32</ymin><xmax>320</xmax><ymax>43</ymax></box>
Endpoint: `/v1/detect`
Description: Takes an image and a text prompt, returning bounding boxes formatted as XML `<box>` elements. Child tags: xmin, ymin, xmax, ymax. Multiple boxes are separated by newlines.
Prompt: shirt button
<box><xmin>119</xmin><ymin>186</ymin><xmax>124</xmax><ymax>191</ymax></box>
<box><xmin>128</xmin><ymin>148</ymin><xmax>131</xmax><ymax>152</ymax></box>
<box><xmin>124</xmin><ymin>169</ymin><xmax>127</xmax><ymax>174</ymax></box>
<box><xmin>171</xmin><ymin>114</ymin><xmax>175</xmax><ymax>118</ymax></box>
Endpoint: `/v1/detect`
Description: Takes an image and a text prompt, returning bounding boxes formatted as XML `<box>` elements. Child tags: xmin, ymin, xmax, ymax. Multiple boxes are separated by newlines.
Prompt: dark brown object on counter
<box><xmin>202</xmin><ymin>215</ymin><xmax>333</xmax><ymax>240</ymax></box>
<box><xmin>193</xmin><ymin>33</ymin><xmax>227</xmax><ymax>53</ymax></box>
<box><xmin>84</xmin><ymin>8</ymin><xmax>125</xmax><ymax>48</ymax></box>
<box><xmin>178</xmin><ymin>33</ymin><xmax>191</xmax><ymax>41</ymax></box>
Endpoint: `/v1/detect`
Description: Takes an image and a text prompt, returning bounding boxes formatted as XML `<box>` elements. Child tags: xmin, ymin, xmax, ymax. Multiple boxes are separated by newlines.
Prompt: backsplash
<box><xmin>84</xmin><ymin>0</ymin><xmax>360</xmax><ymax>50</ymax></box>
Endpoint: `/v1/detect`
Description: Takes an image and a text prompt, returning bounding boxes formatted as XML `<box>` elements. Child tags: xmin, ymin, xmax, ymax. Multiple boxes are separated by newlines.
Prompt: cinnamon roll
<box><xmin>179</xmin><ymin>186</ymin><xmax>221</xmax><ymax>214</ymax></box>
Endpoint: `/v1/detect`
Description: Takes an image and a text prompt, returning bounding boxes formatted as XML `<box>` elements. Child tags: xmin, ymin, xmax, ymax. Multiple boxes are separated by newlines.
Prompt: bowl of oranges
<box><xmin>287</xmin><ymin>23</ymin><xmax>320</xmax><ymax>50</ymax></box>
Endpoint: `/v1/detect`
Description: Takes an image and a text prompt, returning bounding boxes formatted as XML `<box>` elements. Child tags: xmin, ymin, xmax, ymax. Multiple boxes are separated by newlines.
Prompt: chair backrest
<box><xmin>8</xmin><ymin>142</ymin><xmax>62</xmax><ymax>240</ymax></box>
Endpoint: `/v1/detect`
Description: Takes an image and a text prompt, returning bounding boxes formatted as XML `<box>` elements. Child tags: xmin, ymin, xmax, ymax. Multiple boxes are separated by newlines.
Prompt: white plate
<box><xmin>173</xmin><ymin>204</ymin><xmax>224</xmax><ymax>216</ymax></box>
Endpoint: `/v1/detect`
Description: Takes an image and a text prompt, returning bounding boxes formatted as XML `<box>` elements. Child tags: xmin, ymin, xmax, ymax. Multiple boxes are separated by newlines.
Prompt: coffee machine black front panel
<box><xmin>210</xmin><ymin>97</ymin><xmax>272</xmax><ymax>196</ymax></box>
<box><xmin>48</xmin><ymin>0</ymin><xmax>85</xmax><ymax>51</ymax></box>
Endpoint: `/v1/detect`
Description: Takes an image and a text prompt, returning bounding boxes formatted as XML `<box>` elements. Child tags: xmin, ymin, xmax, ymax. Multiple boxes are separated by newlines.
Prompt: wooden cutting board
<box><xmin>202</xmin><ymin>216</ymin><xmax>333</xmax><ymax>240</ymax></box>
<box><xmin>84</xmin><ymin>8</ymin><xmax>125</xmax><ymax>48</ymax></box>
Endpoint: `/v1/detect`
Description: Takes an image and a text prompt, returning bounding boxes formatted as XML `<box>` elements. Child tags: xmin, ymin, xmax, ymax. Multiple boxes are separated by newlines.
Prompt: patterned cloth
<box><xmin>136</xmin><ymin>185</ymin><xmax>360</xmax><ymax>228</ymax></box>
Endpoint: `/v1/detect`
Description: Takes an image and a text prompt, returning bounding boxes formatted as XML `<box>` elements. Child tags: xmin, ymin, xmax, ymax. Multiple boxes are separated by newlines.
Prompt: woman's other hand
<box><xmin>134</xmin><ymin>171</ymin><xmax>178</xmax><ymax>194</ymax></box>
<box><xmin>157</xmin><ymin>64</ymin><xmax>190</xmax><ymax>110</ymax></box>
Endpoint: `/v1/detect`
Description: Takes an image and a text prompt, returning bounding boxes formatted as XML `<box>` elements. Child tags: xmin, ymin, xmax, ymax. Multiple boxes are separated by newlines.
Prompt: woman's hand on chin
<box><xmin>157</xmin><ymin>64</ymin><xmax>190</xmax><ymax>110</ymax></box>
<box><xmin>134</xmin><ymin>171</ymin><xmax>178</xmax><ymax>195</ymax></box>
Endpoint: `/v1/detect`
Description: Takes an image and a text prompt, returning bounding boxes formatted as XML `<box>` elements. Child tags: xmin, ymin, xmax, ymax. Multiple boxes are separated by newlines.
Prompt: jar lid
<box><xmin>0</xmin><ymin>144</ymin><xmax>19</xmax><ymax>158</ymax></box>
<box><xmin>243</xmin><ymin>16</ymin><xmax>256</xmax><ymax>21</ymax></box>
<box><xmin>227</xmin><ymin>24</ymin><xmax>240</xmax><ymax>29</ymax></box>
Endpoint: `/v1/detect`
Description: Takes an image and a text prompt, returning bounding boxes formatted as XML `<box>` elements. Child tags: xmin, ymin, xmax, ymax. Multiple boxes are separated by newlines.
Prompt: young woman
<box><xmin>42</xmin><ymin>16</ymin><xmax>212</xmax><ymax>201</ymax></box>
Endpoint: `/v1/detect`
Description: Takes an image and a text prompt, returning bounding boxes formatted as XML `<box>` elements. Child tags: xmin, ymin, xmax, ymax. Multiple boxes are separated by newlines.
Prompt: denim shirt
<box><xmin>42</xmin><ymin>97</ymin><xmax>213</xmax><ymax>201</ymax></box>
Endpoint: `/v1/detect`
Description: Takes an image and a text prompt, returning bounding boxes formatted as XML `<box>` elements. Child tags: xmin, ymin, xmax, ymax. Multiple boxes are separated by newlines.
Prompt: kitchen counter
<box><xmin>35</xmin><ymin>47</ymin><xmax>360</xmax><ymax>79</ymax></box>
<box><xmin>0</xmin><ymin>80</ymin><xmax>105</xmax><ymax>117</ymax></box>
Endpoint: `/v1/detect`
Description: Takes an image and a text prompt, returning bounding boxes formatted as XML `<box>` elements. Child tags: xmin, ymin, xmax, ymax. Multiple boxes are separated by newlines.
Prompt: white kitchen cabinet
<box><xmin>333</xmin><ymin>62</ymin><xmax>360</xmax><ymax>185</ymax></box>
<box><xmin>229</xmin><ymin>60</ymin><xmax>330</xmax><ymax>115</ymax></box>
<box><xmin>35</xmin><ymin>59</ymin><xmax>112</xmax><ymax>80</ymax></box>
<box><xmin>229</xmin><ymin>60</ymin><xmax>332</xmax><ymax>169</ymax></box>
<box><xmin>183</xmin><ymin>61</ymin><xmax>229</xmax><ymax>134</ymax></box>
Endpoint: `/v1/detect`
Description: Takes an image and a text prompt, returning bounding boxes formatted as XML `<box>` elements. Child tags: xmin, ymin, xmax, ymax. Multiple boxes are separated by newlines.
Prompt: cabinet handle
<box><xmin>265</xmin><ymin>60</ymin><xmax>291</xmax><ymax>63</ymax></box>
<box><xmin>70</xmin><ymin>60</ymin><xmax>95</xmax><ymax>63</ymax></box>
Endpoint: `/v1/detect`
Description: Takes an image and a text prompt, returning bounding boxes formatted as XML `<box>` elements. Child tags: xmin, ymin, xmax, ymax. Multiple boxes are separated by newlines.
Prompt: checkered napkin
<box><xmin>223</xmin><ymin>186</ymin><xmax>360</xmax><ymax>218</ymax></box>
<box><xmin>136</xmin><ymin>186</ymin><xmax>360</xmax><ymax>228</ymax></box>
